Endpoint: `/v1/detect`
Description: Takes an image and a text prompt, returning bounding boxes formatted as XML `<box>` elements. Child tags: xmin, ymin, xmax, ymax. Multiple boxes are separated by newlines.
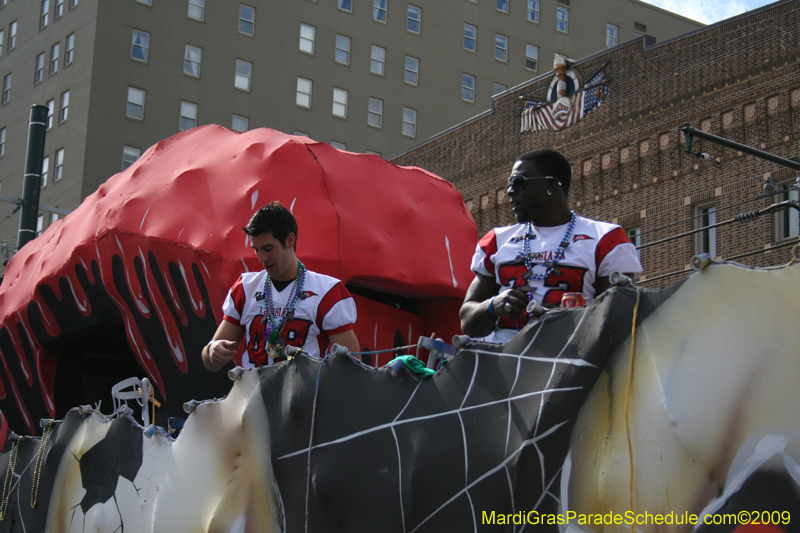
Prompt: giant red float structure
<box><xmin>0</xmin><ymin>126</ymin><xmax>478</xmax><ymax>435</ymax></box>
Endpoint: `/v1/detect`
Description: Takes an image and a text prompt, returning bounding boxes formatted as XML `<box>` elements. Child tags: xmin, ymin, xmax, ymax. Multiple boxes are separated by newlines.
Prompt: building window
<box><xmin>180</xmin><ymin>101</ymin><xmax>198</xmax><ymax>131</ymax></box>
<box><xmin>493</xmin><ymin>83</ymin><xmax>506</xmax><ymax>95</ymax></box>
<box><xmin>0</xmin><ymin>30</ymin><xmax>4</xmax><ymax>57</ymax></box>
<box><xmin>184</xmin><ymin>44</ymin><xmax>201</xmax><ymax>77</ymax></box>
<box><xmin>463</xmin><ymin>24</ymin><xmax>476</xmax><ymax>52</ymax></box>
<box><xmin>35</xmin><ymin>52</ymin><xmax>45</xmax><ymax>84</ymax></box>
<box><xmin>775</xmin><ymin>185</ymin><xmax>799</xmax><ymax>240</ymax></box>
<box><xmin>37</xmin><ymin>215</ymin><xmax>44</xmax><ymax>236</ymax></box>
<box><xmin>126</xmin><ymin>87</ymin><xmax>145</xmax><ymax>120</ymax></box>
<box><xmin>234</xmin><ymin>59</ymin><xmax>251</xmax><ymax>91</ymax></box>
<box><xmin>695</xmin><ymin>205</ymin><xmax>717</xmax><ymax>257</ymax></box>
<box><xmin>370</xmin><ymin>45</ymin><xmax>385</xmax><ymax>75</ymax></box>
<box><xmin>239</xmin><ymin>4</ymin><xmax>255</xmax><ymax>35</ymax></box>
<box><xmin>131</xmin><ymin>30</ymin><xmax>149</xmax><ymax>62</ymax></box>
<box><xmin>407</xmin><ymin>5</ymin><xmax>421</xmax><ymax>33</ymax></box>
<box><xmin>50</xmin><ymin>43</ymin><xmax>60</xmax><ymax>74</ymax></box>
<box><xmin>404</xmin><ymin>56</ymin><xmax>419</xmax><ymax>85</ymax></box>
<box><xmin>527</xmin><ymin>0</ymin><xmax>539</xmax><ymax>22</ymax></box>
<box><xmin>368</xmin><ymin>97</ymin><xmax>383</xmax><ymax>128</ymax></box>
<box><xmin>65</xmin><ymin>33</ymin><xmax>74</xmax><ymax>64</ymax></box>
<box><xmin>299</xmin><ymin>23</ymin><xmax>315</xmax><ymax>55</ymax></box>
<box><xmin>606</xmin><ymin>23</ymin><xmax>618</xmax><ymax>47</ymax></box>
<box><xmin>8</xmin><ymin>21</ymin><xmax>16</xmax><ymax>51</ymax></box>
<box><xmin>122</xmin><ymin>145</ymin><xmax>141</xmax><ymax>170</ymax></box>
<box><xmin>634</xmin><ymin>22</ymin><xmax>646</xmax><ymax>37</ymax></box>
<box><xmin>331</xmin><ymin>141</ymin><xmax>346</xmax><ymax>150</ymax></box>
<box><xmin>557</xmin><ymin>6</ymin><xmax>568</xmax><ymax>33</ymax></box>
<box><xmin>0</xmin><ymin>127</ymin><xmax>5</xmax><ymax>157</ymax></box>
<box><xmin>495</xmin><ymin>34</ymin><xmax>508</xmax><ymax>62</ymax></box>
<box><xmin>231</xmin><ymin>114</ymin><xmax>248</xmax><ymax>132</ymax></box>
<box><xmin>335</xmin><ymin>35</ymin><xmax>350</xmax><ymax>65</ymax></box>
<box><xmin>497</xmin><ymin>0</ymin><xmax>508</xmax><ymax>13</ymax></box>
<box><xmin>338</xmin><ymin>0</ymin><xmax>352</xmax><ymax>12</ymax></box>
<box><xmin>54</xmin><ymin>148</ymin><xmax>64</xmax><ymax>181</ymax></box>
<box><xmin>296</xmin><ymin>77</ymin><xmax>312</xmax><ymax>108</ymax></box>
<box><xmin>462</xmin><ymin>73</ymin><xmax>475</xmax><ymax>102</ymax></box>
<box><xmin>136</xmin><ymin>0</ymin><xmax>152</xmax><ymax>4</ymax></box>
<box><xmin>188</xmin><ymin>0</ymin><xmax>204</xmax><ymax>21</ymax></box>
<box><xmin>59</xmin><ymin>90</ymin><xmax>69</xmax><ymax>122</ymax></box>
<box><xmin>41</xmin><ymin>0</ymin><xmax>50</xmax><ymax>29</ymax></box>
<box><xmin>55</xmin><ymin>0</ymin><xmax>64</xmax><ymax>18</ymax></box>
<box><xmin>41</xmin><ymin>156</ymin><xmax>49</xmax><ymax>187</ymax></box>
<box><xmin>2</xmin><ymin>73</ymin><xmax>10</xmax><ymax>104</ymax></box>
<box><xmin>294</xmin><ymin>131</ymin><xmax>310</xmax><ymax>137</ymax></box>
<box><xmin>525</xmin><ymin>44</ymin><xmax>538</xmax><ymax>71</ymax></box>
<box><xmin>69</xmin><ymin>0</ymin><xmax>78</xmax><ymax>8</ymax></box>
<box><xmin>46</xmin><ymin>99</ymin><xmax>54</xmax><ymax>128</ymax></box>
<box><xmin>332</xmin><ymin>87</ymin><xmax>348</xmax><ymax>118</ymax></box>
<box><xmin>50</xmin><ymin>213</ymin><xmax>58</xmax><ymax>225</ymax></box>
<box><xmin>373</xmin><ymin>0</ymin><xmax>387</xmax><ymax>22</ymax></box>
<box><xmin>627</xmin><ymin>227</ymin><xmax>641</xmax><ymax>261</ymax></box>
<box><xmin>402</xmin><ymin>107</ymin><xmax>417</xmax><ymax>138</ymax></box>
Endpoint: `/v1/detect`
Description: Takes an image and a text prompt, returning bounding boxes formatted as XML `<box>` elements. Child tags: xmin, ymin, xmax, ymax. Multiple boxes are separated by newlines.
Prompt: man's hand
<box><xmin>490</xmin><ymin>288</ymin><xmax>528</xmax><ymax>320</ymax></box>
<box><xmin>202</xmin><ymin>320</ymin><xmax>245</xmax><ymax>372</ymax></box>
<box><xmin>207</xmin><ymin>339</ymin><xmax>237</xmax><ymax>367</ymax></box>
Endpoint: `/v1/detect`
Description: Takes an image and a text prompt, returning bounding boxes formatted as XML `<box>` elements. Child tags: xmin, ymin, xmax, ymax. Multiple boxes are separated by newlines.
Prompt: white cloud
<box><xmin>640</xmin><ymin>0</ymin><xmax>753</xmax><ymax>24</ymax></box>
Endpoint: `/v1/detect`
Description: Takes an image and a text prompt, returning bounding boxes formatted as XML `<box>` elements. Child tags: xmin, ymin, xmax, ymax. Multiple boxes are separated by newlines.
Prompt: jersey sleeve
<box><xmin>316</xmin><ymin>282</ymin><xmax>357</xmax><ymax>334</ymax></box>
<box><xmin>470</xmin><ymin>229</ymin><xmax>498</xmax><ymax>277</ymax></box>
<box><xmin>222</xmin><ymin>276</ymin><xmax>245</xmax><ymax>324</ymax></box>
<box><xmin>595</xmin><ymin>227</ymin><xmax>643</xmax><ymax>278</ymax></box>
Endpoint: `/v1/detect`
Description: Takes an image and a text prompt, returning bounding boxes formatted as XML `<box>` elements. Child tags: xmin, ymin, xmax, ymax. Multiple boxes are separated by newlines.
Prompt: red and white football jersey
<box><xmin>471</xmin><ymin>215</ymin><xmax>642</xmax><ymax>343</ymax></box>
<box><xmin>222</xmin><ymin>269</ymin><xmax>357</xmax><ymax>367</ymax></box>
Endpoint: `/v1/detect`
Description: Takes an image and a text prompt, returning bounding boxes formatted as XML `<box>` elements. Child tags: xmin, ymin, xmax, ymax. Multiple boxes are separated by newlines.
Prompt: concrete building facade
<box><xmin>0</xmin><ymin>0</ymin><xmax>700</xmax><ymax>263</ymax></box>
<box><xmin>392</xmin><ymin>0</ymin><xmax>800</xmax><ymax>288</ymax></box>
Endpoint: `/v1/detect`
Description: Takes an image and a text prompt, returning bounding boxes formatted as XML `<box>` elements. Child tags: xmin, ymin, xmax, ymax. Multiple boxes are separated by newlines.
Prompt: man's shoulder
<box><xmin>489</xmin><ymin>223</ymin><xmax>525</xmax><ymax>242</ymax></box>
<box><xmin>477</xmin><ymin>224</ymin><xmax>524</xmax><ymax>255</ymax></box>
<box><xmin>574</xmin><ymin>216</ymin><xmax>621</xmax><ymax>237</ymax></box>
<box><xmin>303</xmin><ymin>268</ymin><xmax>346</xmax><ymax>291</ymax></box>
<box><xmin>233</xmin><ymin>271</ymin><xmax>266</xmax><ymax>289</ymax></box>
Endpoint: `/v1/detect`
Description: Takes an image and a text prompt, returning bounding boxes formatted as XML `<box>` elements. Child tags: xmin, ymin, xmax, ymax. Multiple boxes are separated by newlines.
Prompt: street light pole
<box><xmin>17</xmin><ymin>105</ymin><xmax>48</xmax><ymax>250</ymax></box>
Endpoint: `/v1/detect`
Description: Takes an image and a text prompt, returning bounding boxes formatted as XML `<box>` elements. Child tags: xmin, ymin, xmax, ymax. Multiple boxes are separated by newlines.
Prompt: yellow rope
<box><xmin>1</xmin><ymin>438</ymin><xmax>19</xmax><ymax>521</ymax></box>
<box><xmin>625</xmin><ymin>288</ymin><xmax>642</xmax><ymax>533</ymax></box>
<box><xmin>138</xmin><ymin>386</ymin><xmax>161</xmax><ymax>426</ymax></box>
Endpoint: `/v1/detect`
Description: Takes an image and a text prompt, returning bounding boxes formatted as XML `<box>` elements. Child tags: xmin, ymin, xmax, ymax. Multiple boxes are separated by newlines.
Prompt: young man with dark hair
<box><xmin>203</xmin><ymin>201</ymin><xmax>359</xmax><ymax>371</ymax></box>
<box><xmin>460</xmin><ymin>148</ymin><xmax>642</xmax><ymax>342</ymax></box>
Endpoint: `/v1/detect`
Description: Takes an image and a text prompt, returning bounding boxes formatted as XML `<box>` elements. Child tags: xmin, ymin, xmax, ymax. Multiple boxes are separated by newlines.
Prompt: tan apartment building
<box><xmin>0</xmin><ymin>0</ymin><xmax>700</xmax><ymax>264</ymax></box>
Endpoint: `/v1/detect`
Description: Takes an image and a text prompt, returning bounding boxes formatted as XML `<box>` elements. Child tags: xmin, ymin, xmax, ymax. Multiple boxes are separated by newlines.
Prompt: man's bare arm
<box><xmin>202</xmin><ymin>320</ymin><xmax>245</xmax><ymax>372</ymax></box>
<box><xmin>328</xmin><ymin>329</ymin><xmax>360</xmax><ymax>354</ymax></box>
<box><xmin>594</xmin><ymin>273</ymin><xmax>636</xmax><ymax>299</ymax></box>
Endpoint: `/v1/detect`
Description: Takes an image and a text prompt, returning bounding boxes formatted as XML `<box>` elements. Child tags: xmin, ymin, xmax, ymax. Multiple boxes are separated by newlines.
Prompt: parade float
<box><xmin>0</xmin><ymin>126</ymin><xmax>798</xmax><ymax>532</ymax></box>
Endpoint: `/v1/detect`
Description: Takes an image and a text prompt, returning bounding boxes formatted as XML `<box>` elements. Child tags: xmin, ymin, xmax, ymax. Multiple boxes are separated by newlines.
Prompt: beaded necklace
<box><xmin>263</xmin><ymin>260</ymin><xmax>306</xmax><ymax>359</ymax></box>
<box><xmin>521</xmin><ymin>211</ymin><xmax>577</xmax><ymax>281</ymax></box>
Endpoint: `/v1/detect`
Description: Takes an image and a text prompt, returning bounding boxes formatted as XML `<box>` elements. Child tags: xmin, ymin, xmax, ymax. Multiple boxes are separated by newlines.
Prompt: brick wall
<box><xmin>393</xmin><ymin>0</ymin><xmax>800</xmax><ymax>287</ymax></box>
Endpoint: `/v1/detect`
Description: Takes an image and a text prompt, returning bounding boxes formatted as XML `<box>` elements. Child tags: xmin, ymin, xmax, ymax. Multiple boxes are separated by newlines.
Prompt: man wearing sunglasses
<box><xmin>460</xmin><ymin>148</ymin><xmax>642</xmax><ymax>342</ymax></box>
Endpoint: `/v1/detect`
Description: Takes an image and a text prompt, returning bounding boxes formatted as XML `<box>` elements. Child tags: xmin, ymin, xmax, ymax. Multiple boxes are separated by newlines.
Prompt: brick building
<box><xmin>393</xmin><ymin>0</ymin><xmax>800</xmax><ymax>288</ymax></box>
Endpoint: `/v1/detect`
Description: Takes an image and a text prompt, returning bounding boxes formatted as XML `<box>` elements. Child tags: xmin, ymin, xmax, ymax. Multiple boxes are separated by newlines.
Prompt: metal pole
<box><xmin>680</xmin><ymin>124</ymin><xmax>800</xmax><ymax>171</ymax></box>
<box><xmin>17</xmin><ymin>105</ymin><xmax>48</xmax><ymax>250</ymax></box>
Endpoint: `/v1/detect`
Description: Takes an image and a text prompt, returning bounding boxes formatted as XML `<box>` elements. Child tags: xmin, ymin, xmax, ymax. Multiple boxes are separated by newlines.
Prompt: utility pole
<box><xmin>16</xmin><ymin>105</ymin><xmax>48</xmax><ymax>250</ymax></box>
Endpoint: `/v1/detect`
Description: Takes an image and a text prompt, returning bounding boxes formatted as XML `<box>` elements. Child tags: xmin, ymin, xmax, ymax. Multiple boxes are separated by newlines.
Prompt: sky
<box><xmin>640</xmin><ymin>0</ymin><xmax>780</xmax><ymax>24</ymax></box>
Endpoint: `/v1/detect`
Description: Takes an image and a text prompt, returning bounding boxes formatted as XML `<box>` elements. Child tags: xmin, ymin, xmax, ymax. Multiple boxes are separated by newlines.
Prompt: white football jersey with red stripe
<box><xmin>471</xmin><ymin>215</ymin><xmax>642</xmax><ymax>342</ymax></box>
<box><xmin>222</xmin><ymin>269</ymin><xmax>357</xmax><ymax>366</ymax></box>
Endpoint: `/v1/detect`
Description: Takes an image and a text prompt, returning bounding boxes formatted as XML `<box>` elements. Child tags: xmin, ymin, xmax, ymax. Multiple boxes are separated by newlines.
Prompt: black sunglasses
<box><xmin>506</xmin><ymin>173</ymin><xmax>555</xmax><ymax>192</ymax></box>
